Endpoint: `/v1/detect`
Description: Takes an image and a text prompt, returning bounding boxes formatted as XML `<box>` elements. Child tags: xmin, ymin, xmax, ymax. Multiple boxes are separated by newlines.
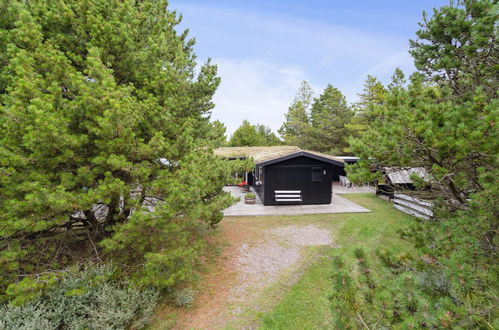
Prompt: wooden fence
<box><xmin>392</xmin><ymin>192</ymin><xmax>434</xmax><ymax>220</ymax></box>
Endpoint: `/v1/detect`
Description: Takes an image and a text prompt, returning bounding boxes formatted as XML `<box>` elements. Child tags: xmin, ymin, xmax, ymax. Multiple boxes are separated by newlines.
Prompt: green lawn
<box><xmin>258</xmin><ymin>194</ymin><xmax>416</xmax><ymax>329</ymax></box>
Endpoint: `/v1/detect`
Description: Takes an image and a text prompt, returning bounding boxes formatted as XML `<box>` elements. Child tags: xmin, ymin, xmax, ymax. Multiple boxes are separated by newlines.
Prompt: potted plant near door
<box><xmin>245</xmin><ymin>193</ymin><xmax>256</xmax><ymax>204</ymax></box>
<box><xmin>238</xmin><ymin>180</ymin><xmax>250</xmax><ymax>193</ymax></box>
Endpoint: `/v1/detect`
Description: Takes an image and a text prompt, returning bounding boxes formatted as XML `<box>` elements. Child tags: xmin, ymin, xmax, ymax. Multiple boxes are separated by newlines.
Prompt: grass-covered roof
<box><xmin>214</xmin><ymin>146</ymin><xmax>345</xmax><ymax>165</ymax></box>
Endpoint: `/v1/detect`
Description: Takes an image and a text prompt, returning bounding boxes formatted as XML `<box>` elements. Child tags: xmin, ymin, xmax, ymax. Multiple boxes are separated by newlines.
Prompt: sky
<box><xmin>168</xmin><ymin>0</ymin><xmax>449</xmax><ymax>136</ymax></box>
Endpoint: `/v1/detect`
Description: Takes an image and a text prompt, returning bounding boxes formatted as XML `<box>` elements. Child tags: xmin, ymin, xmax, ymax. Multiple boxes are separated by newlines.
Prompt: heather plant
<box><xmin>173</xmin><ymin>287</ymin><xmax>198</xmax><ymax>307</ymax></box>
<box><xmin>0</xmin><ymin>265</ymin><xmax>159</xmax><ymax>329</ymax></box>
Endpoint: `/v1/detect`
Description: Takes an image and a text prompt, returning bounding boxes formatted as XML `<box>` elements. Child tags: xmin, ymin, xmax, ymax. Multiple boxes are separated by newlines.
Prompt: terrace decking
<box><xmin>223</xmin><ymin>184</ymin><xmax>371</xmax><ymax>217</ymax></box>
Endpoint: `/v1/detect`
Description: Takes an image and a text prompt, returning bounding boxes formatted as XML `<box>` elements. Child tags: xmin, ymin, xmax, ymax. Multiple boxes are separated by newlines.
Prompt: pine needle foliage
<box><xmin>341</xmin><ymin>0</ymin><xmax>498</xmax><ymax>328</ymax></box>
<box><xmin>279</xmin><ymin>81</ymin><xmax>354</xmax><ymax>154</ymax></box>
<box><xmin>0</xmin><ymin>0</ymin><xmax>234</xmax><ymax>302</ymax></box>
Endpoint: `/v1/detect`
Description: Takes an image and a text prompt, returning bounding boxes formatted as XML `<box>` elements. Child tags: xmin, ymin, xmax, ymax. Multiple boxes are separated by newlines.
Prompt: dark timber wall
<box><xmin>250</xmin><ymin>156</ymin><xmax>344</xmax><ymax>205</ymax></box>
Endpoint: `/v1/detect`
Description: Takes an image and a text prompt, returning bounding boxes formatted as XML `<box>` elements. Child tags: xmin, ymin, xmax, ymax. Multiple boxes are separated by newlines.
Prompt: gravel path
<box><xmin>231</xmin><ymin>241</ymin><xmax>300</xmax><ymax>301</ymax></box>
<box><xmin>166</xmin><ymin>223</ymin><xmax>338</xmax><ymax>330</ymax></box>
<box><xmin>230</xmin><ymin>225</ymin><xmax>335</xmax><ymax>302</ymax></box>
<box><xmin>269</xmin><ymin>224</ymin><xmax>335</xmax><ymax>246</ymax></box>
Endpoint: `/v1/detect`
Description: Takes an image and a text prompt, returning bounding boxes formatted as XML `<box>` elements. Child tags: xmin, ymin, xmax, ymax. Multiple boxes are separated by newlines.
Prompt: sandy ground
<box><xmin>152</xmin><ymin>220</ymin><xmax>337</xmax><ymax>330</ymax></box>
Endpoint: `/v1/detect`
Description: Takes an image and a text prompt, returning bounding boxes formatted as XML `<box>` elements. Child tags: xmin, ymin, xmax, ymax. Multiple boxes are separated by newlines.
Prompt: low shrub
<box><xmin>330</xmin><ymin>221</ymin><xmax>498</xmax><ymax>329</ymax></box>
<box><xmin>87</xmin><ymin>283</ymin><xmax>158</xmax><ymax>329</ymax></box>
<box><xmin>0</xmin><ymin>265</ymin><xmax>159</xmax><ymax>330</ymax></box>
<box><xmin>100</xmin><ymin>206</ymin><xmax>211</xmax><ymax>291</ymax></box>
<box><xmin>173</xmin><ymin>287</ymin><xmax>197</xmax><ymax>307</ymax></box>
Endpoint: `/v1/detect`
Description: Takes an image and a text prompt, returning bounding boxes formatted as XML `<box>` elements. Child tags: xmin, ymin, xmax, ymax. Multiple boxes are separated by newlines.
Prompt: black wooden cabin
<box><xmin>250</xmin><ymin>151</ymin><xmax>345</xmax><ymax>205</ymax></box>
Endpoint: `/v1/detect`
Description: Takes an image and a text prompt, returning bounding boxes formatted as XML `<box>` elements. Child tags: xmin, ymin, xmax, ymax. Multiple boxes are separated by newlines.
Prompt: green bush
<box><xmin>0</xmin><ymin>302</ymin><xmax>54</xmax><ymax>330</ymax></box>
<box><xmin>87</xmin><ymin>283</ymin><xmax>158</xmax><ymax>329</ymax></box>
<box><xmin>340</xmin><ymin>0</ymin><xmax>498</xmax><ymax>327</ymax></box>
<box><xmin>101</xmin><ymin>207</ymin><xmax>207</xmax><ymax>290</ymax></box>
<box><xmin>174</xmin><ymin>287</ymin><xmax>197</xmax><ymax>307</ymax></box>
<box><xmin>0</xmin><ymin>265</ymin><xmax>159</xmax><ymax>329</ymax></box>
<box><xmin>0</xmin><ymin>0</ymin><xmax>235</xmax><ymax>304</ymax></box>
<box><xmin>330</xmin><ymin>212</ymin><xmax>499</xmax><ymax>329</ymax></box>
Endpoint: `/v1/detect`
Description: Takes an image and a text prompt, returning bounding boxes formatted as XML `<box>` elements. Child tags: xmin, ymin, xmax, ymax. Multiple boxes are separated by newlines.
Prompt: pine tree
<box><xmin>344</xmin><ymin>1</ymin><xmax>498</xmax><ymax>327</ymax></box>
<box><xmin>410</xmin><ymin>0</ymin><xmax>498</xmax><ymax>99</ymax></box>
<box><xmin>229</xmin><ymin>120</ymin><xmax>281</xmax><ymax>146</ymax></box>
<box><xmin>229</xmin><ymin>120</ymin><xmax>264</xmax><ymax>146</ymax></box>
<box><xmin>255</xmin><ymin>124</ymin><xmax>282</xmax><ymax>146</ymax></box>
<box><xmin>207</xmin><ymin>120</ymin><xmax>228</xmax><ymax>147</ymax></box>
<box><xmin>0</xmin><ymin>0</ymin><xmax>233</xmax><ymax>296</ymax></box>
<box><xmin>348</xmin><ymin>75</ymin><xmax>387</xmax><ymax>135</ymax></box>
<box><xmin>308</xmin><ymin>84</ymin><xmax>354</xmax><ymax>155</ymax></box>
<box><xmin>278</xmin><ymin>81</ymin><xmax>313</xmax><ymax>146</ymax></box>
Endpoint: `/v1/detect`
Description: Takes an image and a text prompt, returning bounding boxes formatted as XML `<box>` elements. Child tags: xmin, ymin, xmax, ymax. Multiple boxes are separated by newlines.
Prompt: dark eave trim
<box><xmin>256</xmin><ymin>151</ymin><xmax>345</xmax><ymax>167</ymax></box>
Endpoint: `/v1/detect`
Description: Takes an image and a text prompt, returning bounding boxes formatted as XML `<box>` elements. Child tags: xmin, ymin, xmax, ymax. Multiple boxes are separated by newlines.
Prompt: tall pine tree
<box><xmin>410</xmin><ymin>0</ymin><xmax>498</xmax><ymax>99</ymax></box>
<box><xmin>0</xmin><ymin>0</ymin><xmax>233</xmax><ymax>295</ymax></box>
<box><xmin>343</xmin><ymin>1</ymin><xmax>498</xmax><ymax>327</ymax></box>
<box><xmin>229</xmin><ymin>120</ymin><xmax>281</xmax><ymax>146</ymax></box>
<box><xmin>348</xmin><ymin>75</ymin><xmax>387</xmax><ymax>135</ymax></box>
<box><xmin>309</xmin><ymin>84</ymin><xmax>353</xmax><ymax>155</ymax></box>
<box><xmin>278</xmin><ymin>81</ymin><xmax>313</xmax><ymax>147</ymax></box>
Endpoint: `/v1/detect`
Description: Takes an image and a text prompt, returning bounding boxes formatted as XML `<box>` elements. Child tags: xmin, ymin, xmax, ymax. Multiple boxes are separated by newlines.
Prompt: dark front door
<box><xmin>247</xmin><ymin>171</ymin><xmax>254</xmax><ymax>185</ymax></box>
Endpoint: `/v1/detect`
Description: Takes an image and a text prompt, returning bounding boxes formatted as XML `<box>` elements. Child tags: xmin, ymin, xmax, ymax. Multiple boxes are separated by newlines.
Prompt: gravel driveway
<box><xmin>231</xmin><ymin>224</ymin><xmax>336</xmax><ymax>302</ymax></box>
<box><xmin>167</xmin><ymin>222</ymin><xmax>339</xmax><ymax>330</ymax></box>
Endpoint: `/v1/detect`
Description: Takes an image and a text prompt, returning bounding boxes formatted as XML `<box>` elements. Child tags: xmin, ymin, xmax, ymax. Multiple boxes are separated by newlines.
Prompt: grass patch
<box><xmin>260</xmin><ymin>194</ymin><xmax>416</xmax><ymax>329</ymax></box>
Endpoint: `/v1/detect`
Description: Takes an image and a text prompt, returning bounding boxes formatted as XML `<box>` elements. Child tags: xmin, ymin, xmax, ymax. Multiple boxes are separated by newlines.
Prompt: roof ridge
<box><xmin>214</xmin><ymin>146</ymin><xmax>345</xmax><ymax>165</ymax></box>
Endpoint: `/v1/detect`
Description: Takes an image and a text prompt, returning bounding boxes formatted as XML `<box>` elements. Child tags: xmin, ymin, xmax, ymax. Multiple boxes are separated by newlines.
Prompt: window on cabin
<box><xmin>311</xmin><ymin>167</ymin><xmax>322</xmax><ymax>182</ymax></box>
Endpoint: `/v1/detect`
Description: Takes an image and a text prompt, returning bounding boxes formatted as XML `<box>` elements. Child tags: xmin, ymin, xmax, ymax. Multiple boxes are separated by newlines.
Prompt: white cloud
<box><xmin>211</xmin><ymin>58</ymin><xmax>306</xmax><ymax>136</ymax></box>
<box><xmin>173</xmin><ymin>2</ymin><xmax>417</xmax><ymax>135</ymax></box>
